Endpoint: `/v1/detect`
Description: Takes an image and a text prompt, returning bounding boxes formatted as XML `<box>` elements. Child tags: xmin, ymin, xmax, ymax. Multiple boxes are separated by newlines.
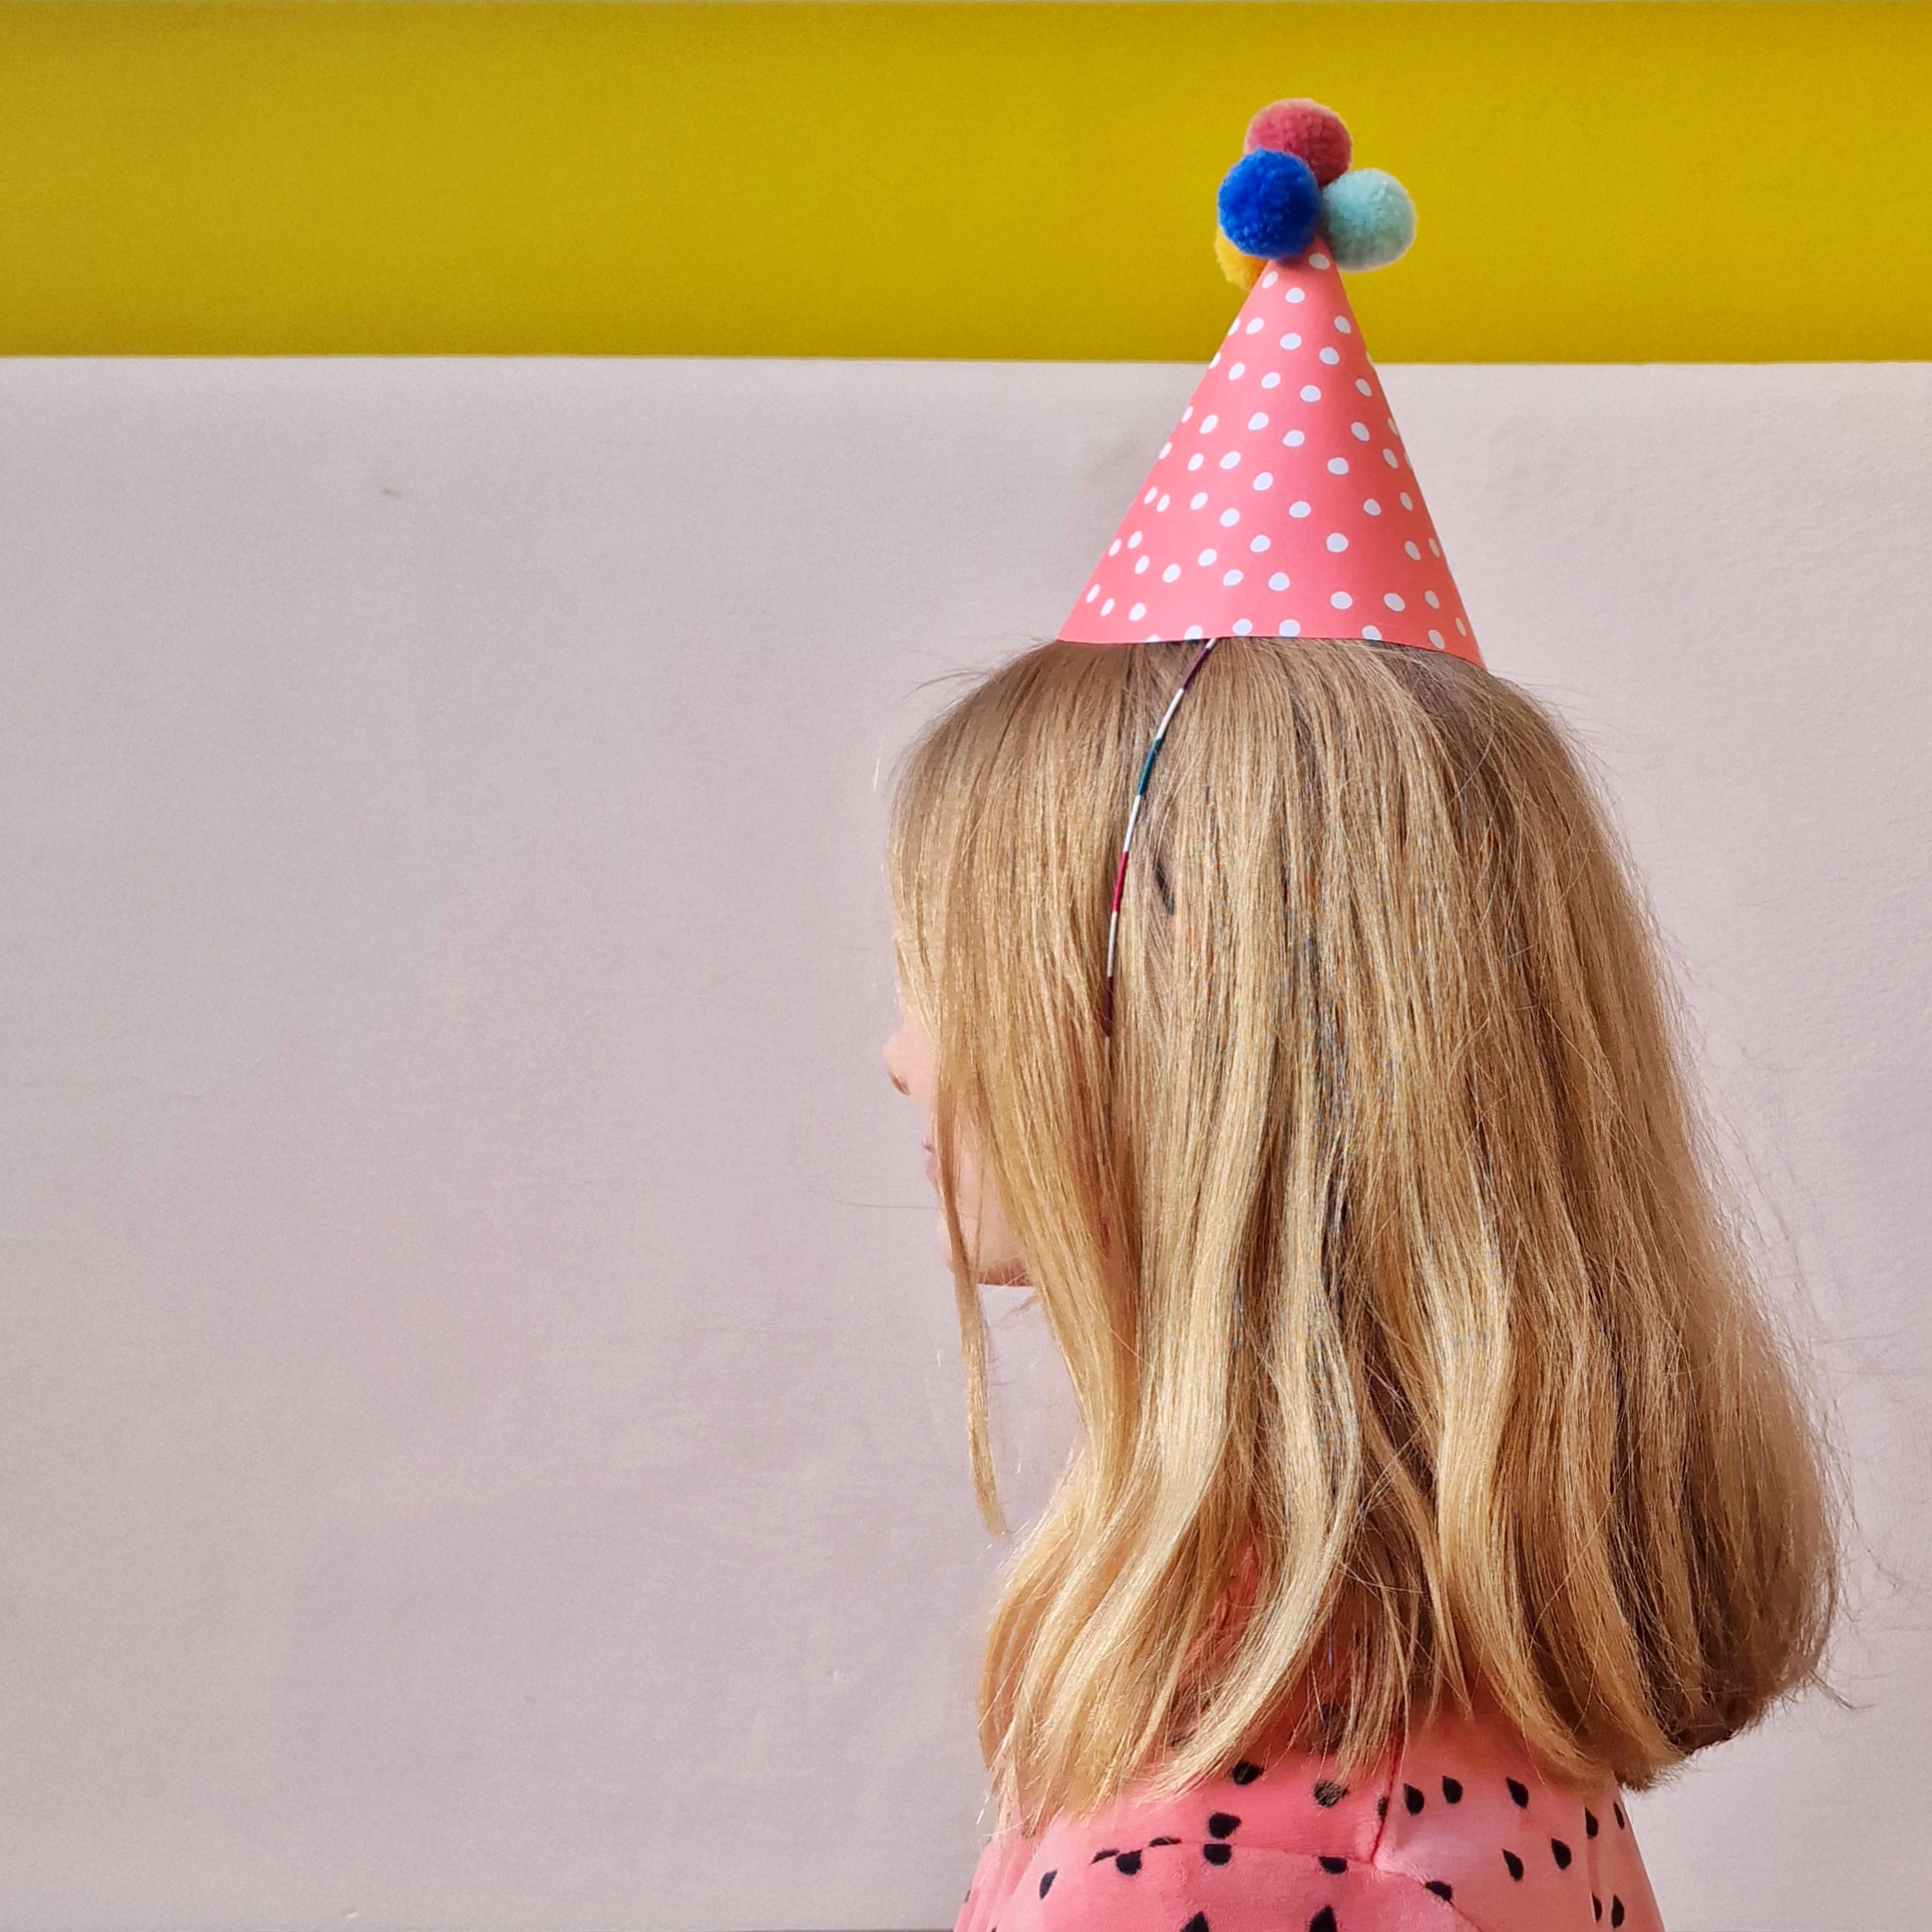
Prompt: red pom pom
<box><xmin>1243</xmin><ymin>99</ymin><xmax>1352</xmax><ymax>187</ymax></box>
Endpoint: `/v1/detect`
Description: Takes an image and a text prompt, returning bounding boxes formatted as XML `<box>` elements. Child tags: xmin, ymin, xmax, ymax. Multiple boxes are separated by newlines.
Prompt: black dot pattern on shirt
<box><xmin>992</xmin><ymin>1761</ymin><xmax>1643</xmax><ymax>1928</ymax></box>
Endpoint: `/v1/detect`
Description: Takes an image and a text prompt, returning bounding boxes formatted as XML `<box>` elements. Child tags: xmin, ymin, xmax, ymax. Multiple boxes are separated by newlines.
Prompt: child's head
<box><xmin>886</xmin><ymin>635</ymin><xmax>1839</xmax><ymax>1830</ymax></box>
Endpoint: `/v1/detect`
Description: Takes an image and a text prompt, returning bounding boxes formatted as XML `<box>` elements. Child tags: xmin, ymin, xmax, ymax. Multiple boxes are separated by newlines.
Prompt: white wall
<box><xmin>0</xmin><ymin>355</ymin><xmax>1925</xmax><ymax>1932</ymax></box>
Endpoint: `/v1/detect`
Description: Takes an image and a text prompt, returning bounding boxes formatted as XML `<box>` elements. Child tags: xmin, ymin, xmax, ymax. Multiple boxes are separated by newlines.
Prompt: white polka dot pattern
<box><xmin>1058</xmin><ymin>247</ymin><xmax>1480</xmax><ymax>665</ymax></box>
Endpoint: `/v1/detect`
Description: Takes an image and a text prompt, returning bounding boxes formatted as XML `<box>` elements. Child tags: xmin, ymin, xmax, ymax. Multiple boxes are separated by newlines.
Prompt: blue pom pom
<box><xmin>1320</xmin><ymin>169</ymin><xmax>1416</xmax><ymax>271</ymax></box>
<box><xmin>1217</xmin><ymin>149</ymin><xmax>1322</xmax><ymax>262</ymax></box>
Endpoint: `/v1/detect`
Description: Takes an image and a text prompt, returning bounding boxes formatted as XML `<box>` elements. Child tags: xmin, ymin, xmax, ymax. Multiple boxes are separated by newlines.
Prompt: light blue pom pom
<box><xmin>1320</xmin><ymin>169</ymin><xmax>1416</xmax><ymax>271</ymax></box>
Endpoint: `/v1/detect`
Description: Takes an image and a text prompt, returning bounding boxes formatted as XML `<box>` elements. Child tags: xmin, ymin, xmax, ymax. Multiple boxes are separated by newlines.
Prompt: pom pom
<box><xmin>1244</xmin><ymin>98</ymin><xmax>1352</xmax><ymax>187</ymax></box>
<box><xmin>1215</xmin><ymin>228</ymin><xmax>1265</xmax><ymax>291</ymax></box>
<box><xmin>1320</xmin><ymin>169</ymin><xmax>1416</xmax><ymax>270</ymax></box>
<box><xmin>1217</xmin><ymin>149</ymin><xmax>1322</xmax><ymax>263</ymax></box>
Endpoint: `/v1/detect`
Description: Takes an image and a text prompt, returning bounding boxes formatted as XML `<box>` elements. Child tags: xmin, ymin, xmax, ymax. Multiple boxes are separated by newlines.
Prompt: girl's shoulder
<box><xmin>955</xmin><ymin>1700</ymin><xmax>1667</xmax><ymax>1932</ymax></box>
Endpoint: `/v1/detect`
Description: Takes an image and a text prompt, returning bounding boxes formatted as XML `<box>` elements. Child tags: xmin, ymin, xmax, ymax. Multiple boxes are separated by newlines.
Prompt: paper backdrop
<box><xmin>0</xmin><ymin>355</ymin><xmax>1926</xmax><ymax>1932</ymax></box>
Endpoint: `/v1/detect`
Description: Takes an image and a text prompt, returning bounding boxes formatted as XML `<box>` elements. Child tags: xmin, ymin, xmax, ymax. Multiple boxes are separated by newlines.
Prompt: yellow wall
<box><xmin>0</xmin><ymin>2</ymin><xmax>1926</xmax><ymax>359</ymax></box>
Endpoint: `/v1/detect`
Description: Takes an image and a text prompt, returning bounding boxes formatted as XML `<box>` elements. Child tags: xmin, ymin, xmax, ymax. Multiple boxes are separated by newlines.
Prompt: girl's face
<box><xmin>883</xmin><ymin>1010</ymin><xmax>1029</xmax><ymax>1286</ymax></box>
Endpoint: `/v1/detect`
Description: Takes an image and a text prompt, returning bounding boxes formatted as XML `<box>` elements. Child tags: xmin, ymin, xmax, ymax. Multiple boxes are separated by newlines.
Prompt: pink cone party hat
<box><xmin>1059</xmin><ymin>98</ymin><xmax>1481</xmax><ymax>667</ymax></box>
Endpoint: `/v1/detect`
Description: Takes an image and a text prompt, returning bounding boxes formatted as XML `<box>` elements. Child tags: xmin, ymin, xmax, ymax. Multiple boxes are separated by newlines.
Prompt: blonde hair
<box><xmin>887</xmin><ymin>636</ymin><xmax>1840</xmax><ymax>1836</ymax></box>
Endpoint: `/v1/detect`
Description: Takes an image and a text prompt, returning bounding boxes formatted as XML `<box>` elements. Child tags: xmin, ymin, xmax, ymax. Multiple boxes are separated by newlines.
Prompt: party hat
<box><xmin>1059</xmin><ymin>99</ymin><xmax>1481</xmax><ymax>667</ymax></box>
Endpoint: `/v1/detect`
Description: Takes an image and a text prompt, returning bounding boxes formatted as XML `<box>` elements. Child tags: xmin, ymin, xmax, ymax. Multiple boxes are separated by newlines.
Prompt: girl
<box><xmin>881</xmin><ymin>100</ymin><xmax>1840</xmax><ymax>1932</ymax></box>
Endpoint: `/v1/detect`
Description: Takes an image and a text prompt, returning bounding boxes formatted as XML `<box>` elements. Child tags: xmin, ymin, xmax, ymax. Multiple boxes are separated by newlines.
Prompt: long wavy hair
<box><xmin>886</xmin><ymin>635</ymin><xmax>1840</xmax><ymax>1837</ymax></box>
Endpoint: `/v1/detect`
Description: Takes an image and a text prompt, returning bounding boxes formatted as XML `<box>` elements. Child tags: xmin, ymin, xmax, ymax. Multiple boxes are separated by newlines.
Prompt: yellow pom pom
<box><xmin>1215</xmin><ymin>227</ymin><xmax>1264</xmax><ymax>291</ymax></box>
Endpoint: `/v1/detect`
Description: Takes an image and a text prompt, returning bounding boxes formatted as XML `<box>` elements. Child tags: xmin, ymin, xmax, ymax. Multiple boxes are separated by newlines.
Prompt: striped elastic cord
<box><xmin>1101</xmin><ymin>638</ymin><xmax>1217</xmax><ymax>1037</ymax></box>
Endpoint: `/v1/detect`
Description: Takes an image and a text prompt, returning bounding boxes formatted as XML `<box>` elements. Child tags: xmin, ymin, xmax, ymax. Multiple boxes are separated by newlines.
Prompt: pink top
<box><xmin>955</xmin><ymin>1697</ymin><xmax>1666</xmax><ymax>1932</ymax></box>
